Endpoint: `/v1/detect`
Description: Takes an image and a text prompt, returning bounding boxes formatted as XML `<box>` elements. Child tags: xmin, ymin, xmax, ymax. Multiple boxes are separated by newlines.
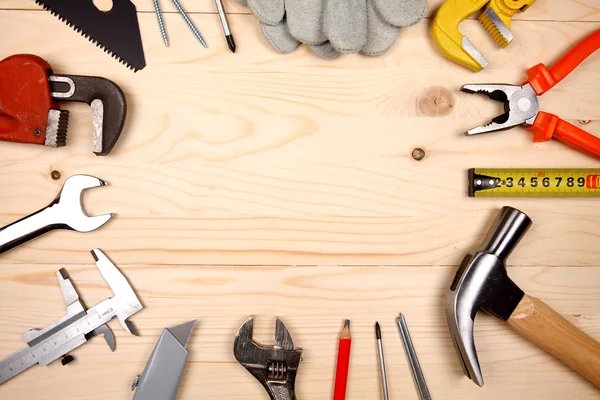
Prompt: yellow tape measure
<box><xmin>469</xmin><ymin>169</ymin><xmax>600</xmax><ymax>197</ymax></box>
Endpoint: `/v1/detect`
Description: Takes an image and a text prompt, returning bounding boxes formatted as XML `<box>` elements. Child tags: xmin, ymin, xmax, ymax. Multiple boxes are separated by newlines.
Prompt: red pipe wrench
<box><xmin>0</xmin><ymin>54</ymin><xmax>126</xmax><ymax>155</ymax></box>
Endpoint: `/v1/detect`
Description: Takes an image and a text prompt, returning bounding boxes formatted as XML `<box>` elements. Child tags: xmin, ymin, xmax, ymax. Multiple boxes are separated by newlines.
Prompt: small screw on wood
<box><xmin>579</xmin><ymin>120</ymin><xmax>591</xmax><ymax>125</ymax></box>
<box><xmin>412</xmin><ymin>148</ymin><xmax>426</xmax><ymax>161</ymax></box>
<box><xmin>51</xmin><ymin>170</ymin><xmax>61</xmax><ymax>180</ymax></box>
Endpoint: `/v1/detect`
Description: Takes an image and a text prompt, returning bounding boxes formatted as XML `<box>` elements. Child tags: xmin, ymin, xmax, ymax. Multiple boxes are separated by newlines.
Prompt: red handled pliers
<box><xmin>461</xmin><ymin>29</ymin><xmax>600</xmax><ymax>159</ymax></box>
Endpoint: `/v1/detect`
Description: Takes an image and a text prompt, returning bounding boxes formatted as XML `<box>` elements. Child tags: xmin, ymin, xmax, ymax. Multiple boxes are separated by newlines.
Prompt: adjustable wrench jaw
<box><xmin>234</xmin><ymin>317</ymin><xmax>302</xmax><ymax>400</ymax></box>
<box><xmin>0</xmin><ymin>174</ymin><xmax>113</xmax><ymax>255</ymax></box>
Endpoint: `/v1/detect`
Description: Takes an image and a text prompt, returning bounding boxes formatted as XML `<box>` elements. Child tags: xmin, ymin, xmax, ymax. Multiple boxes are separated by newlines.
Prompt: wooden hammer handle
<box><xmin>508</xmin><ymin>294</ymin><xmax>600</xmax><ymax>387</ymax></box>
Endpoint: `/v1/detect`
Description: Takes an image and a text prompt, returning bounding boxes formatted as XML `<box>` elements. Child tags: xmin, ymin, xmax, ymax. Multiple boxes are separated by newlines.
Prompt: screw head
<box><xmin>51</xmin><ymin>170</ymin><xmax>61</xmax><ymax>180</ymax></box>
<box><xmin>34</xmin><ymin>129</ymin><xmax>41</xmax><ymax>136</ymax></box>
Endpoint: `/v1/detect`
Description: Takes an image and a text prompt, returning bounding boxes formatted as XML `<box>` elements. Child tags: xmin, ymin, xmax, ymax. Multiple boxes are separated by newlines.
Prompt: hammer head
<box><xmin>446</xmin><ymin>207</ymin><xmax>531</xmax><ymax>386</ymax></box>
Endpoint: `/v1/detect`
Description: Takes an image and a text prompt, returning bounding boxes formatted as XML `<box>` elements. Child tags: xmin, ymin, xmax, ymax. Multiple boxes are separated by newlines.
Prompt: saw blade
<box><xmin>36</xmin><ymin>0</ymin><xmax>146</xmax><ymax>71</ymax></box>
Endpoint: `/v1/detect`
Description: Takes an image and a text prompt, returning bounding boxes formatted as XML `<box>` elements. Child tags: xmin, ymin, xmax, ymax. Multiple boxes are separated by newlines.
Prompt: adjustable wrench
<box><xmin>0</xmin><ymin>175</ymin><xmax>113</xmax><ymax>255</ymax></box>
<box><xmin>234</xmin><ymin>317</ymin><xmax>302</xmax><ymax>400</ymax></box>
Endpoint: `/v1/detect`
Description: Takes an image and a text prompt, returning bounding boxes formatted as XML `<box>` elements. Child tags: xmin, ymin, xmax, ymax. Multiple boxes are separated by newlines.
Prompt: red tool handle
<box><xmin>529</xmin><ymin>112</ymin><xmax>600</xmax><ymax>159</ymax></box>
<box><xmin>527</xmin><ymin>29</ymin><xmax>600</xmax><ymax>95</ymax></box>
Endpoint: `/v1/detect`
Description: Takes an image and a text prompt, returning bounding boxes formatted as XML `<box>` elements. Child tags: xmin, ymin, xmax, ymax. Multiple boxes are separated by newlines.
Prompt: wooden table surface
<box><xmin>1</xmin><ymin>0</ymin><xmax>599</xmax><ymax>399</ymax></box>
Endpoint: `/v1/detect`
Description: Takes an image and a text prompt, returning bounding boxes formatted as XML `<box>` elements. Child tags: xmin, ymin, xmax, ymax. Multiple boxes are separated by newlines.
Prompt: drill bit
<box><xmin>396</xmin><ymin>314</ymin><xmax>432</xmax><ymax>400</ymax></box>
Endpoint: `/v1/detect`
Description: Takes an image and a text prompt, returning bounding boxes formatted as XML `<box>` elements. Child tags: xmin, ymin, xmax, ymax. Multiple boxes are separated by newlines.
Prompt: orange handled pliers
<box><xmin>461</xmin><ymin>29</ymin><xmax>600</xmax><ymax>159</ymax></box>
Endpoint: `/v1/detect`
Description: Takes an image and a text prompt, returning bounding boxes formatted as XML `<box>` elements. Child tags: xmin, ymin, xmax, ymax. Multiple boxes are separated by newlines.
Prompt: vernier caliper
<box><xmin>0</xmin><ymin>249</ymin><xmax>143</xmax><ymax>385</ymax></box>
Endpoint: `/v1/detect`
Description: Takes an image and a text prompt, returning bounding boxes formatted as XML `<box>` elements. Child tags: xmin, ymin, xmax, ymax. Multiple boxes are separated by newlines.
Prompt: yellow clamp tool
<box><xmin>432</xmin><ymin>0</ymin><xmax>536</xmax><ymax>72</ymax></box>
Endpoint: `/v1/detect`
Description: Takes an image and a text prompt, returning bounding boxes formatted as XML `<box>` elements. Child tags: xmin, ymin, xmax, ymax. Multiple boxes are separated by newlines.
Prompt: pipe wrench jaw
<box><xmin>0</xmin><ymin>54</ymin><xmax>126</xmax><ymax>155</ymax></box>
<box><xmin>50</xmin><ymin>75</ymin><xmax>127</xmax><ymax>156</ymax></box>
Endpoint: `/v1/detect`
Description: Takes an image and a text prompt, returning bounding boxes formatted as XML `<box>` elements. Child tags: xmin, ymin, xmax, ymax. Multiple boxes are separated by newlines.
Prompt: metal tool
<box><xmin>153</xmin><ymin>0</ymin><xmax>169</xmax><ymax>47</ymax></box>
<box><xmin>35</xmin><ymin>0</ymin><xmax>145</xmax><ymax>71</ymax></box>
<box><xmin>172</xmin><ymin>0</ymin><xmax>208</xmax><ymax>48</ymax></box>
<box><xmin>215</xmin><ymin>0</ymin><xmax>236</xmax><ymax>53</ymax></box>
<box><xmin>0</xmin><ymin>175</ymin><xmax>113</xmax><ymax>255</ymax></box>
<box><xmin>447</xmin><ymin>206</ymin><xmax>600</xmax><ymax>387</ymax></box>
<box><xmin>132</xmin><ymin>320</ymin><xmax>196</xmax><ymax>400</ymax></box>
<box><xmin>432</xmin><ymin>0</ymin><xmax>536</xmax><ymax>71</ymax></box>
<box><xmin>0</xmin><ymin>54</ymin><xmax>127</xmax><ymax>155</ymax></box>
<box><xmin>469</xmin><ymin>168</ymin><xmax>600</xmax><ymax>197</ymax></box>
<box><xmin>462</xmin><ymin>29</ymin><xmax>600</xmax><ymax>158</ymax></box>
<box><xmin>375</xmin><ymin>322</ymin><xmax>389</xmax><ymax>400</ymax></box>
<box><xmin>396</xmin><ymin>314</ymin><xmax>431</xmax><ymax>400</ymax></box>
<box><xmin>234</xmin><ymin>317</ymin><xmax>302</xmax><ymax>400</ymax></box>
<box><xmin>0</xmin><ymin>249</ymin><xmax>142</xmax><ymax>384</ymax></box>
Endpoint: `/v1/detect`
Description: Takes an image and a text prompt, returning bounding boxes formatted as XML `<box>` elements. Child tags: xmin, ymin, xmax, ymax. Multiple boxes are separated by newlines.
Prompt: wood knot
<box><xmin>418</xmin><ymin>87</ymin><xmax>454</xmax><ymax>117</ymax></box>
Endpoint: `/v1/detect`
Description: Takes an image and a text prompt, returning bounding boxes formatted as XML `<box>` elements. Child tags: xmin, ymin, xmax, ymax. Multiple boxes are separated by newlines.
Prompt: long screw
<box><xmin>171</xmin><ymin>0</ymin><xmax>208</xmax><ymax>48</ymax></box>
<box><xmin>152</xmin><ymin>0</ymin><xmax>169</xmax><ymax>47</ymax></box>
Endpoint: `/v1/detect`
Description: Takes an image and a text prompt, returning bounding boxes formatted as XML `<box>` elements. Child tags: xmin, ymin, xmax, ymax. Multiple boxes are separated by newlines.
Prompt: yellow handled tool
<box><xmin>432</xmin><ymin>0</ymin><xmax>536</xmax><ymax>71</ymax></box>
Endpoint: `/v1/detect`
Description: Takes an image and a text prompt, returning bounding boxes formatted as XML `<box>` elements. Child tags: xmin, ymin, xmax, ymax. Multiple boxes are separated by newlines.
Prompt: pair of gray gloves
<box><xmin>236</xmin><ymin>0</ymin><xmax>428</xmax><ymax>58</ymax></box>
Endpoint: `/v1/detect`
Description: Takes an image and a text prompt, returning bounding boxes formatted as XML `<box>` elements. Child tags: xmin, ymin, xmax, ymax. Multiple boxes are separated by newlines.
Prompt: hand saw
<box><xmin>36</xmin><ymin>0</ymin><xmax>146</xmax><ymax>71</ymax></box>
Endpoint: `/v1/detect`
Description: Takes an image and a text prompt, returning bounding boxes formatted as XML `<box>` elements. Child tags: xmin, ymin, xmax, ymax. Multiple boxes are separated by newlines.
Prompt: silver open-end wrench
<box><xmin>0</xmin><ymin>175</ymin><xmax>113</xmax><ymax>255</ymax></box>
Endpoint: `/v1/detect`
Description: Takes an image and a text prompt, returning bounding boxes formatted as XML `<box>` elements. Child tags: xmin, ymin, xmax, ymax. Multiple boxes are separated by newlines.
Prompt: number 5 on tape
<box><xmin>468</xmin><ymin>168</ymin><xmax>600</xmax><ymax>197</ymax></box>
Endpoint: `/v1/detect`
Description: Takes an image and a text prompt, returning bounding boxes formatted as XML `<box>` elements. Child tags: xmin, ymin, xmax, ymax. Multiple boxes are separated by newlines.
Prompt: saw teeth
<box><xmin>34</xmin><ymin>0</ymin><xmax>142</xmax><ymax>71</ymax></box>
<box><xmin>479</xmin><ymin>12</ymin><xmax>510</xmax><ymax>48</ymax></box>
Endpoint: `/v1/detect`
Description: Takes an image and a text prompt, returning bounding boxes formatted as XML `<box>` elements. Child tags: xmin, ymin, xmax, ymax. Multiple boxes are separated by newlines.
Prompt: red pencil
<box><xmin>333</xmin><ymin>319</ymin><xmax>352</xmax><ymax>400</ymax></box>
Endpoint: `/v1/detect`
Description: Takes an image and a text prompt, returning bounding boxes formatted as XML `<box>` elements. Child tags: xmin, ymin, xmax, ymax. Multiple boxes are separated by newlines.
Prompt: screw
<box><xmin>153</xmin><ymin>0</ymin><xmax>169</xmax><ymax>47</ymax></box>
<box><xmin>412</xmin><ymin>148</ymin><xmax>426</xmax><ymax>161</ymax></box>
<box><xmin>172</xmin><ymin>0</ymin><xmax>207</xmax><ymax>47</ymax></box>
<box><xmin>131</xmin><ymin>374</ymin><xmax>140</xmax><ymax>390</ymax></box>
<box><xmin>51</xmin><ymin>170</ymin><xmax>61</xmax><ymax>180</ymax></box>
<box><xmin>579</xmin><ymin>120</ymin><xmax>591</xmax><ymax>125</ymax></box>
<box><xmin>34</xmin><ymin>129</ymin><xmax>41</xmax><ymax>136</ymax></box>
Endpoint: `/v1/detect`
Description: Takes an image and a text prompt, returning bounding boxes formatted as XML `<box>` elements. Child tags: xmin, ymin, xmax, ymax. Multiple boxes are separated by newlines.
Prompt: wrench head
<box><xmin>92</xmin><ymin>249</ymin><xmax>142</xmax><ymax>335</ymax></box>
<box><xmin>233</xmin><ymin>316</ymin><xmax>302</xmax><ymax>398</ymax></box>
<box><xmin>53</xmin><ymin>175</ymin><xmax>113</xmax><ymax>232</ymax></box>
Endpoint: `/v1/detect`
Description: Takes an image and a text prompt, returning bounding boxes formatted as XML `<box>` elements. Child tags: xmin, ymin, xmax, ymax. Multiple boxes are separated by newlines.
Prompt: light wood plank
<box><xmin>0</xmin><ymin>14</ymin><xmax>598</xmax><ymax>266</ymax></box>
<box><xmin>0</xmin><ymin>263</ymin><xmax>599</xmax><ymax>399</ymax></box>
<box><xmin>2</xmin><ymin>0</ymin><xmax>599</xmax><ymax>22</ymax></box>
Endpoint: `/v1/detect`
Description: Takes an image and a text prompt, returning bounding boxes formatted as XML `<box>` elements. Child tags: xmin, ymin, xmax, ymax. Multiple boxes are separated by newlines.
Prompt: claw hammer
<box><xmin>446</xmin><ymin>206</ymin><xmax>600</xmax><ymax>388</ymax></box>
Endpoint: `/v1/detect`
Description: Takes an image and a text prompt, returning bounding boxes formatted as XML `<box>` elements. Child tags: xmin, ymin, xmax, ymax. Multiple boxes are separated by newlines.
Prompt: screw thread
<box><xmin>172</xmin><ymin>0</ymin><xmax>207</xmax><ymax>47</ymax></box>
<box><xmin>153</xmin><ymin>0</ymin><xmax>169</xmax><ymax>47</ymax></box>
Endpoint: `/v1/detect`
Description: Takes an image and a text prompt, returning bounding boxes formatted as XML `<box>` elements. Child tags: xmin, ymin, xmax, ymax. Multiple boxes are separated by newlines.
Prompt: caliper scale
<box><xmin>0</xmin><ymin>249</ymin><xmax>142</xmax><ymax>384</ymax></box>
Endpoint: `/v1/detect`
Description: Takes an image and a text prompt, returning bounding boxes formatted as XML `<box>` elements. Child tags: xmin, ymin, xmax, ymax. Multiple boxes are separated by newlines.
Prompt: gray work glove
<box><xmin>236</xmin><ymin>0</ymin><xmax>428</xmax><ymax>58</ymax></box>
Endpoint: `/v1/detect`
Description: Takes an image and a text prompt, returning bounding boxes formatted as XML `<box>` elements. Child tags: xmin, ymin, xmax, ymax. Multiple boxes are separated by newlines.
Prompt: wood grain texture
<box><xmin>508</xmin><ymin>294</ymin><xmax>600</xmax><ymax>388</ymax></box>
<box><xmin>0</xmin><ymin>14</ymin><xmax>599</xmax><ymax>265</ymax></box>
<box><xmin>0</xmin><ymin>263</ymin><xmax>599</xmax><ymax>399</ymax></box>
<box><xmin>0</xmin><ymin>2</ymin><xmax>599</xmax><ymax>399</ymax></box>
